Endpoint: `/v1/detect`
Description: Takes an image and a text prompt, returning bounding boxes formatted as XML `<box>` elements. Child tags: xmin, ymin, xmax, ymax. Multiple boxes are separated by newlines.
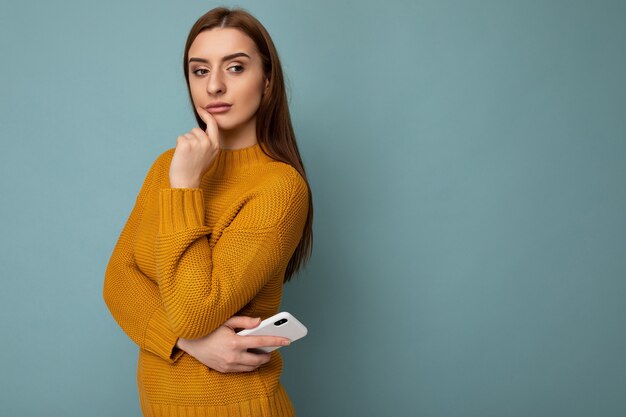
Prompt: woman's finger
<box><xmin>191</xmin><ymin>127</ymin><xmax>207</xmax><ymax>141</ymax></box>
<box><xmin>243</xmin><ymin>335</ymin><xmax>291</xmax><ymax>349</ymax></box>
<box><xmin>239</xmin><ymin>351</ymin><xmax>272</xmax><ymax>367</ymax></box>
<box><xmin>223</xmin><ymin>316</ymin><xmax>261</xmax><ymax>330</ymax></box>
<box><xmin>196</xmin><ymin>106</ymin><xmax>220</xmax><ymax>147</ymax></box>
<box><xmin>228</xmin><ymin>364</ymin><xmax>258</xmax><ymax>373</ymax></box>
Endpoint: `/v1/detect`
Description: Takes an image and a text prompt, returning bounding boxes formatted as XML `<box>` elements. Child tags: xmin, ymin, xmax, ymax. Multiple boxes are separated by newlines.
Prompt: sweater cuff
<box><xmin>145</xmin><ymin>307</ymin><xmax>185</xmax><ymax>363</ymax></box>
<box><xmin>159</xmin><ymin>188</ymin><xmax>205</xmax><ymax>234</ymax></box>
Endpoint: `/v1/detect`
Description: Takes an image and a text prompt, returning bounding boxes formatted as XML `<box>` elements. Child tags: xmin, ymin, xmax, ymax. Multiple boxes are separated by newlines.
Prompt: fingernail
<box><xmin>282</xmin><ymin>340</ymin><xmax>291</xmax><ymax>346</ymax></box>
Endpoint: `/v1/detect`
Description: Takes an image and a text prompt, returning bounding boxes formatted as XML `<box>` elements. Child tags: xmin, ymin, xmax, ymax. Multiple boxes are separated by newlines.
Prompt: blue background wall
<box><xmin>1</xmin><ymin>1</ymin><xmax>625</xmax><ymax>416</ymax></box>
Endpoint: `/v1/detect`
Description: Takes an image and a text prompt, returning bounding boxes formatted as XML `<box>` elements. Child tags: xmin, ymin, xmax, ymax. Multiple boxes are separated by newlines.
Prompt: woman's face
<box><xmin>187</xmin><ymin>28</ymin><xmax>268</xmax><ymax>133</ymax></box>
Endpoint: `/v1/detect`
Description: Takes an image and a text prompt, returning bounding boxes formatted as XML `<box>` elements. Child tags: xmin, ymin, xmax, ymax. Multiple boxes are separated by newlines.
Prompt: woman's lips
<box><xmin>206</xmin><ymin>105</ymin><xmax>231</xmax><ymax>113</ymax></box>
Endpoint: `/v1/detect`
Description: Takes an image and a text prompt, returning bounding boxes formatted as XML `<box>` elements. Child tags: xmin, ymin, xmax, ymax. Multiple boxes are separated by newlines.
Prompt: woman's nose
<box><xmin>206</xmin><ymin>71</ymin><xmax>225</xmax><ymax>95</ymax></box>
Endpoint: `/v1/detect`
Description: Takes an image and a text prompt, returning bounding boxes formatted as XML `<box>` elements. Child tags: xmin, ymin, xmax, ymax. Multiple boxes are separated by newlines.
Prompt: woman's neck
<box><xmin>206</xmin><ymin>141</ymin><xmax>274</xmax><ymax>179</ymax></box>
<box><xmin>217</xmin><ymin>117</ymin><xmax>258</xmax><ymax>150</ymax></box>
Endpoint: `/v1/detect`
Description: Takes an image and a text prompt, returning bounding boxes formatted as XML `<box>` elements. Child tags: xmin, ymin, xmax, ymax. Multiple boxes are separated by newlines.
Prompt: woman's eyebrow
<box><xmin>189</xmin><ymin>52</ymin><xmax>251</xmax><ymax>64</ymax></box>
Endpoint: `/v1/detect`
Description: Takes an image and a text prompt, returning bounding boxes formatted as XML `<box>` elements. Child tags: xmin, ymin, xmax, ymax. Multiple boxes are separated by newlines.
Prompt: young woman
<box><xmin>103</xmin><ymin>6</ymin><xmax>313</xmax><ymax>416</ymax></box>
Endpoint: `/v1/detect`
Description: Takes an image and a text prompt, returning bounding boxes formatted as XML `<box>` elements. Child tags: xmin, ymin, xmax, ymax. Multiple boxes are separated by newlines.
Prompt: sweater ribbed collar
<box><xmin>208</xmin><ymin>142</ymin><xmax>274</xmax><ymax>177</ymax></box>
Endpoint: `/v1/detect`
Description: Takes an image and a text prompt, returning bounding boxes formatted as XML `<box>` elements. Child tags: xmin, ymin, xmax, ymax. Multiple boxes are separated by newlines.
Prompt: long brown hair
<box><xmin>182</xmin><ymin>6</ymin><xmax>313</xmax><ymax>282</ymax></box>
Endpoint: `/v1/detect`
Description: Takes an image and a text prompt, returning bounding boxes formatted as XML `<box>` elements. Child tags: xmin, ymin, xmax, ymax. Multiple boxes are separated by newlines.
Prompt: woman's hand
<box><xmin>176</xmin><ymin>316</ymin><xmax>291</xmax><ymax>373</ymax></box>
<box><xmin>169</xmin><ymin>106</ymin><xmax>220</xmax><ymax>188</ymax></box>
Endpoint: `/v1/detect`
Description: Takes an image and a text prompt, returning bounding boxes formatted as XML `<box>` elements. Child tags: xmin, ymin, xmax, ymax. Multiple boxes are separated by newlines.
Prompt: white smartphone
<box><xmin>236</xmin><ymin>311</ymin><xmax>308</xmax><ymax>353</ymax></box>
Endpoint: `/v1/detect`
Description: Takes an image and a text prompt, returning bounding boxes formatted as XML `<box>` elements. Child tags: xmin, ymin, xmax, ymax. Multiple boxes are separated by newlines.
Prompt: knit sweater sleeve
<box><xmin>155</xmin><ymin>169</ymin><xmax>309</xmax><ymax>339</ymax></box>
<box><xmin>103</xmin><ymin>151</ymin><xmax>184</xmax><ymax>364</ymax></box>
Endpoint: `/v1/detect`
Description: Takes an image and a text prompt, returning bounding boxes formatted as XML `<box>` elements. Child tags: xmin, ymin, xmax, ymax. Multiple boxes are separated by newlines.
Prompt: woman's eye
<box><xmin>192</xmin><ymin>66</ymin><xmax>243</xmax><ymax>76</ymax></box>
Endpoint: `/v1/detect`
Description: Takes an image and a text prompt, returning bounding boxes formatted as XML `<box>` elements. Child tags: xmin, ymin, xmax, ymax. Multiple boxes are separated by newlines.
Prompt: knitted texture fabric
<box><xmin>103</xmin><ymin>142</ymin><xmax>309</xmax><ymax>417</ymax></box>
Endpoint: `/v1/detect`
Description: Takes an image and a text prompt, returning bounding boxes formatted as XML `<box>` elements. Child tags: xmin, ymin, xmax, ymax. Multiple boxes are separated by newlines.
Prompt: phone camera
<box><xmin>274</xmin><ymin>318</ymin><xmax>288</xmax><ymax>326</ymax></box>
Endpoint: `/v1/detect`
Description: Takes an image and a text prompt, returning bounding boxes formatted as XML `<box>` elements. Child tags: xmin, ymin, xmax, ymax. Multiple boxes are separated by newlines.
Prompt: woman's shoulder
<box><xmin>157</xmin><ymin>147</ymin><xmax>176</xmax><ymax>164</ymax></box>
<box><xmin>143</xmin><ymin>148</ymin><xmax>176</xmax><ymax>177</ymax></box>
<box><xmin>231</xmin><ymin>161</ymin><xmax>309</xmax><ymax>230</ymax></box>
<box><xmin>144</xmin><ymin>147</ymin><xmax>175</xmax><ymax>169</ymax></box>
<box><xmin>256</xmin><ymin>160</ymin><xmax>309</xmax><ymax>197</ymax></box>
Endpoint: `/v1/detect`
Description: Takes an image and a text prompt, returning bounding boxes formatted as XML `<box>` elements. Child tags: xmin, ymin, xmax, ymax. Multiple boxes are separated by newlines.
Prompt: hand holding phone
<box><xmin>237</xmin><ymin>311</ymin><xmax>307</xmax><ymax>353</ymax></box>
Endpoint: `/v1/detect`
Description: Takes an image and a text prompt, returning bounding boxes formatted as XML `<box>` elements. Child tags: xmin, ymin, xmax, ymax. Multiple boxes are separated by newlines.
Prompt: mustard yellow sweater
<box><xmin>103</xmin><ymin>142</ymin><xmax>309</xmax><ymax>417</ymax></box>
